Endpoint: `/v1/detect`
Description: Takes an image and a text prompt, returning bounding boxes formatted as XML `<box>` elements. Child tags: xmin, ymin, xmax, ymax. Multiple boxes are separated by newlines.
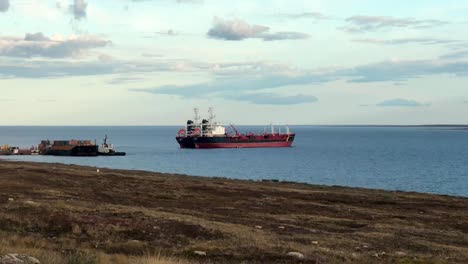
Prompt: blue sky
<box><xmin>1</xmin><ymin>0</ymin><xmax>468</xmax><ymax>125</ymax></box>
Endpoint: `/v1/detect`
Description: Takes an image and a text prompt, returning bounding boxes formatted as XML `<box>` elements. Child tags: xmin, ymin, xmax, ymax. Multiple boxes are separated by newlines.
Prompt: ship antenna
<box><xmin>208</xmin><ymin>107</ymin><xmax>216</xmax><ymax>131</ymax></box>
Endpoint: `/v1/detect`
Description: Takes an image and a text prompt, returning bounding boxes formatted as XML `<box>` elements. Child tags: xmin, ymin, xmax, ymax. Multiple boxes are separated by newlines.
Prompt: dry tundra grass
<box><xmin>0</xmin><ymin>160</ymin><xmax>467</xmax><ymax>263</ymax></box>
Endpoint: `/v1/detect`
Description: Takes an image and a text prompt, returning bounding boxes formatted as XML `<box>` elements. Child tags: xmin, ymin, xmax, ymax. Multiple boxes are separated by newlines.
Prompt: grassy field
<box><xmin>0</xmin><ymin>160</ymin><xmax>467</xmax><ymax>263</ymax></box>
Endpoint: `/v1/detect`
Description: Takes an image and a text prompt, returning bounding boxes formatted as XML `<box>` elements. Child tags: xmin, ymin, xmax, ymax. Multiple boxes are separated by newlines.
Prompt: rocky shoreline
<box><xmin>0</xmin><ymin>160</ymin><xmax>467</xmax><ymax>263</ymax></box>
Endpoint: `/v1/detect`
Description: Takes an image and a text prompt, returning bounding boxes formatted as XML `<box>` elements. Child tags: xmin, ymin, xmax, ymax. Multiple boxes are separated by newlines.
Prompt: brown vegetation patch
<box><xmin>0</xmin><ymin>160</ymin><xmax>467</xmax><ymax>263</ymax></box>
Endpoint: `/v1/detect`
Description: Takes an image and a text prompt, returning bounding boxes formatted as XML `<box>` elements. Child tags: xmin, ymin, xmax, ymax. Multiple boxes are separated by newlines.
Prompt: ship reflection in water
<box><xmin>176</xmin><ymin>108</ymin><xmax>295</xmax><ymax>149</ymax></box>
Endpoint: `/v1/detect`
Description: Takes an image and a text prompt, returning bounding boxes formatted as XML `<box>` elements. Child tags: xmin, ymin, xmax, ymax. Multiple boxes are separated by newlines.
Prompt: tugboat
<box><xmin>98</xmin><ymin>135</ymin><xmax>126</xmax><ymax>156</ymax></box>
<box><xmin>176</xmin><ymin>108</ymin><xmax>295</xmax><ymax>149</ymax></box>
<box><xmin>0</xmin><ymin>145</ymin><xmax>37</xmax><ymax>155</ymax></box>
<box><xmin>0</xmin><ymin>145</ymin><xmax>19</xmax><ymax>155</ymax></box>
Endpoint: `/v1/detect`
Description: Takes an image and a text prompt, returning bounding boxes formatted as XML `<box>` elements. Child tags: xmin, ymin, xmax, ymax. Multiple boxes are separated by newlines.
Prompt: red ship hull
<box><xmin>194</xmin><ymin>141</ymin><xmax>293</xmax><ymax>149</ymax></box>
<box><xmin>176</xmin><ymin>134</ymin><xmax>295</xmax><ymax>149</ymax></box>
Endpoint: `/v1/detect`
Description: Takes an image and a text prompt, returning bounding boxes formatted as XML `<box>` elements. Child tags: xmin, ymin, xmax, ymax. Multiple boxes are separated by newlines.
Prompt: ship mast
<box><xmin>208</xmin><ymin>107</ymin><xmax>215</xmax><ymax>131</ymax></box>
<box><xmin>194</xmin><ymin>108</ymin><xmax>201</xmax><ymax>136</ymax></box>
<box><xmin>194</xmin><ymin>108</ymin><xmax>200</xmax><ymax>125</ymax></box>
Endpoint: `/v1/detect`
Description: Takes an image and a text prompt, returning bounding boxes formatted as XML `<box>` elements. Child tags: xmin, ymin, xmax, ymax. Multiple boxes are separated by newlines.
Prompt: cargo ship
<box><xmin>176</xmin><ymin>108</ymin><xmax>295</xmax><ymax>149</ymax></box>
<box><xmin>38</xmin><ymin>140</ymin><xmax>98</xmax><ymax>156</ymax></box>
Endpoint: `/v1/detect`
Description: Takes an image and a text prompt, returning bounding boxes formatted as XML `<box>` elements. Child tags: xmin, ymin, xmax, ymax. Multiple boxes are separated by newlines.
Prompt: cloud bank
<box><xmin>353</xmin><ymin>38</ymin><xmax>461</xmax><ymax>46</ymax></box>
<box><xmin>132</xmin><ymin>51</ymin><xmax>468</xmax><ymax>105</ymax></box>
<box><xmin>131</xmin><ymin>62</ymin><xmax>324</xmax><ymax>105</ymax></box>
<box><xmin>376</xmin><ymin>98</ymin><xmax>429</xmax><ymax>107</ymax></box>
<box><xmin>343</xmin><ymin>59</ymin><xmax>468</xmax><ymax>82</ymax></box>
<box><xmin>439</xmin><ymin>49</ymin><xmax>468</xmax><ymax>59</ymax></box>
<box><xmin>341</xmin><ymin>16</ymin><xmax>447</xmax><ymax>33</ymax></box>
<box><xmin>228</xmin><ymin>93</ymin><xmax>318</xmax><ymax>105</ymax></box>
<box><xmin>0</xmin><ymin>33</ymin><xmax>111</xmax><ymax>58</ymax></box>
<box><xmin>2</xmin><ymin>49</ymin><xmax>467</xmax><ymax>84</ymax></box>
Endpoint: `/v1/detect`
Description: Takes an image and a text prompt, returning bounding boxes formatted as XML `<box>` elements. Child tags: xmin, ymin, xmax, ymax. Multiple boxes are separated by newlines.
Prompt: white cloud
<box><xmin>70</xmin><ymin>0</ymin><xmax>87</xmax><ymax>20</ymax></box>
<box><xmin>207</xmin><ymin>17</ymin><xmax>269</xmax><ymax>40</ymax></box>
<box><xmin>207</xmin><ymin>17</ymin><xmax>309</xmax><ymax>41</ymax></box>
<box><xmin>277</xmin><ymin>12</ymin><xmax>329</xmax><ymax>20</ymax></box>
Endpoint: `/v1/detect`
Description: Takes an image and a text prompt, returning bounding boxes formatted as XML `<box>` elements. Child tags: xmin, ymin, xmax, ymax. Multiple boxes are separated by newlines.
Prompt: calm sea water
<box><xmin>1</xmin><ymin>126</ymin><xmax>467</xmax><ymax>197</ymax></box>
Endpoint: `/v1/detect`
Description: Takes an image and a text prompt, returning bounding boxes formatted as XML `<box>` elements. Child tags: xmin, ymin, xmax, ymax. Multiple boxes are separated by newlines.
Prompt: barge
<box><xmin>38</xmin><ymin>140</ymin><xmax>98</xmax><ymax>156</ymax></box>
